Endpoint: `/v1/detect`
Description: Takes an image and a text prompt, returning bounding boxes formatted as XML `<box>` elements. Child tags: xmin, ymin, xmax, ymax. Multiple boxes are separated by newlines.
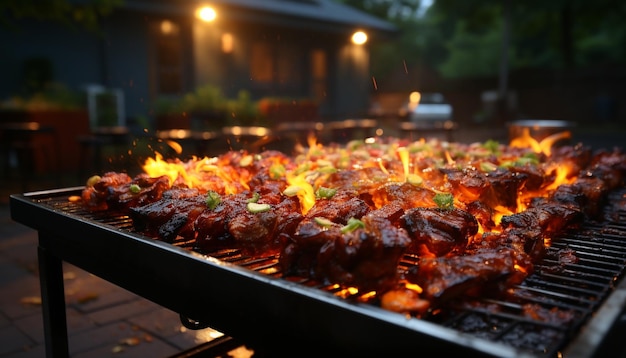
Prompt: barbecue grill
<box><xmin>9</xmin><ymin>187</ymin><xmax>626</xmax><ymax>357</ymax></box>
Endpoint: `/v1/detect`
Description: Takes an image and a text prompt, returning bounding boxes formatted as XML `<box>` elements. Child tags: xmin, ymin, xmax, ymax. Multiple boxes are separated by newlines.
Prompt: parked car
<box><xmin>399</xmin><ymin>92</ymin><xmax>453</xmax><ymax>124</ymax></box>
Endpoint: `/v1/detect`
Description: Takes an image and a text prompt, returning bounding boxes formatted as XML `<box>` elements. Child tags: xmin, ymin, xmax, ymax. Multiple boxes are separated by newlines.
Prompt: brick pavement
<box><xmin>0</xmin><ymin>205</ymin><xmax>250</xmax><ymax>358</ymax></box>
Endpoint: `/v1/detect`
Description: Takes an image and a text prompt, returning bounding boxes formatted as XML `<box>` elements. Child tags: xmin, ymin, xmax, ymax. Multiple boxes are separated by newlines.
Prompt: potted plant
<box><xmin>0</xmin><ymin>83</ymin><xmax>90</xmax><ymax>172</ymax></box>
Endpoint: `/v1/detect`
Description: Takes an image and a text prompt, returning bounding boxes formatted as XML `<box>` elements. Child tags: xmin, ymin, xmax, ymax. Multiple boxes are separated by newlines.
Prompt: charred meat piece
<box><xmin>193</xmin><ymin>191</ymin><xmax>302</xmax><ymax>256</ymax></box>
<box><xmin>370</xmin><ymin>182</ymin><xmax>437</xmax><ymax>210</ymax></box>
<box><xmin>411</xmin><ymin>247</ymin><xmax>527</xmax><ymax>303</ymax></box>
<box><xmin>281</xmin><ymin>209</ymin><xmax>411</xmax><ymax>292</ymax></box>
<box><xmin>325</xmin><ymin>166</ymin><xmax>390</xmax><ymax>193</ymax></box>
<box><xmin>107</xmin><ymin>174</ymin><xmax>171</xmax><ymax>212</ymax></box>
<box><xmin>500</xmin><ymin>202</ymin><xmax>583</xmax><ymax>235</ymax></box>
<box><xmin>304</xmin><ymin>190</ymin><xmax>371</xmax><ymax>225</ymax></box>
<box><xmin>401</xmin><ymin>208</ymin><xmax>478</xmax><ymax>256</ymax></box>
<box><xmin>465</xmin><ymin>200</ymin><xmax>496</xmax><ymax>232</ymax></box>
<box><xmin>444</xmin><ymin>168</ymin><xmax>530</xmax><ymax>211</ymax></box>
<box><xmin>129</xmin><ymin>187</ymin><xmax>205</xmax><ymax>243</ymax></box>
<box><xmin>227</xmin><ymin>195</ymin><xmax>302</xmax><ymax>256</ymax></box>
<box><xmin>478</xmin><ymin>228</ymin><xmax>546</xmax><ymax>266</ymax></box>
<box><xmin>442</xmin><ymin>168</ymin><xmax>489</xmax><ymax>203</ymax></box>
<box><xmin>193</xmin><ymin>193</ymin><xmax>250</xmax><ymax>253</ymax></box>
<box><xmin>509</xmin><ymin>163</ymin><xmax>546</xmax><ymax>191</ymax></box>
<box><xmin>482</xmin><ymin>170</ymin><xmax>530</xmax><ymax>210</ymax></box>
<box><xmin>82</xmin><ymin>173</ymin><xmax>170</xmax><ymax>213</ymax></box>
<box><xmin>82</xmin><ymin>172</ymin><xmax>132</xmax><ymax>211</ymax></box>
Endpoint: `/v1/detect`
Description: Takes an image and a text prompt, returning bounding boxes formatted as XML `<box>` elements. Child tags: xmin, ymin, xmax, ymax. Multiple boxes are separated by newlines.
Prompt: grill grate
<box><xmin>25</xmin><ymin>189</ymin><xmax>626</xmax><ymax>356</ymax></box>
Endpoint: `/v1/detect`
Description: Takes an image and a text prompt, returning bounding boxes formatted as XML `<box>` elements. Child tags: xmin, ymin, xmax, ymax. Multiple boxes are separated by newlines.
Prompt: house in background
<box><xmin>0</xmin><ymin>0</ymin><xmax>397</xmax><ymax>130</ymax></box>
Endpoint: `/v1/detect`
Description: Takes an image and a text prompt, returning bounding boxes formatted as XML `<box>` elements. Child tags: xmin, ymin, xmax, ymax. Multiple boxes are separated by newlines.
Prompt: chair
<box><xmin>324</xmin><ymin>119</ymin><xmax>379</xmax><ymax>143</ymax></box>
<box><xmin>216</xmin><ymin>126</ymin><xmax>276</xmax><ymax>153</ymax></box>
<box><xmin>0</xmin><ymin>122</ymin><xmax>60</xmax><ymax>191</ymax></box>
<box><xmin>399</xmin><ymin>120</ymin><xmax>458</xmax><ymax>142</ymax></box>
<box><xmin>154</xmin><ymin>129</ymin><xmax>218</xmax><ymax>158</ymax></box>
<box><xmin>77</xmin><ymin>85</ymin><xmax>132</xmax><ymax>175</ymax></box>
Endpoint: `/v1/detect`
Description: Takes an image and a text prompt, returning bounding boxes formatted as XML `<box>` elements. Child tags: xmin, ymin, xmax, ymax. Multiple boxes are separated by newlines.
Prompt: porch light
<box><xmin>222</xmin><ymin>32</ymin><xmax>233</xmax><ymax>53</ymax></box>
<box><xmin>196</xmin><ymin>6</ymin><xmax>217</xmax><ymax>22</ymax></box>
<box><xmin>160</xmin><ymin>20</ymin><xmax>178</xmax><ymax>35</ymax></box>
<box><xmin>351</xmin><ymin>31</ymin><xmax>367</xmax><ymax>45</ymax></box>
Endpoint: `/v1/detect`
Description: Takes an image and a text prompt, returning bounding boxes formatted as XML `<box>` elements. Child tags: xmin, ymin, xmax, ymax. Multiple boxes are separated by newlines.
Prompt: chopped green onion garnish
<box><xmin>316</xmin><ymin>186</ymin><xmax>336</xmax><ymax>199</ymax></box>
<box><xmin>129</xmin><ymin>184</ymin><xmax>141</xmax><ymax>194</ymax></box>
<box><xmin>205</xmin><ymin>190</ymin><xmax>221</xmax><ymax>210</ymax></box>
<box><xmin>480</xmin><ymin>162</ymin><xmax>498</xmax><ymax>172</ymax></box>
<box><xmin>86</xmin><ymin>175</ymin><xmax>101</xmax><ymax>187</ymax></box>
<box><xmin>314</xmin><ymin>217</ymin><xmax>333</xmax><ymax>227</ymax></box>
<box><xmin>294</xmin><ymin>163</ymin><xmax>311</xmax><ymax>175</ymax></box>
<box><xmin>247</xmin><ymin>192</ymin><xmax>260</xmax><ymax>203</ymax></box>
<box><xmin>283</xmin><ymin>185</ymin><xmax>302</xmax><ymax>197</ymax></box>
<box><xmin>269</xmin><ymin>163</ymin><xmax>286</xmax><ymax>179</ymax></box>
<box><xmin>341</xmin><ymin>218</ymin><xmax>365</xmax><ymax>234</ymax></box>
<box><xmin>406</xmin><ymin>174</ymin><xmax>423</xmax><ymax>186</ymax></box>
<box><xmin>247</xmin><ymin>202</ymin><xmax>271</xmax><ymax>213</ymax></box>
<box><xmin>239</xmin><ymin>155</ymin><xmax>253</xmax><ymax>167</ymax></box>
<box><xmin>433</xmin><ymin>192</ymin><xmax>454</xmax><ymax>210</ymax></box>
<box><xmin>316</xmin><ymin>166</ymin><xmax>337</xmax><ymax>174</ymax></box>
<box><xmin>482</xmin><ymin>139</ymin><xmax>500</xmax><ymax>155</ymax></box>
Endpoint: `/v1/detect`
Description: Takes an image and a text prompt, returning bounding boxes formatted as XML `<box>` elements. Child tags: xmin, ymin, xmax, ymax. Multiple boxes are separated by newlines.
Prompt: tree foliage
<box><xmin>339</xmin><ymin>0</ymin><xmax>626</xmax><ymax>79</ymax></box>
<box><xmin>0</xmin><ymin>0</ymin><xmax>122</xmax><ymax>32</ymax></box>
<box><xmin>424</xmin><ymin>0</ymin><xmax>626</xmax><ymax>77</ymax></box>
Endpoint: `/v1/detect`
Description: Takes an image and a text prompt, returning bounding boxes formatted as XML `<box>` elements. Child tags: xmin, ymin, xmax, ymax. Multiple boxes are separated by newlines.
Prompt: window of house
<box><xmin>250</xmin><ymin>43</ymin><xmax>274</xmax><ymax>83</ymax></box>
<box><xmin>249</xmin><ymin>42</ymin><xmax>304</xmax><ymax>94</ymax></box>
<box><xmin>155</xmin><ymin>20</ymin><xmax>183</xmax><ymax>94</ymax></box>
<box><xmin>310</xmin><ymin>49</ymin><xmax>327</xmax><ymax>103</ymax></box>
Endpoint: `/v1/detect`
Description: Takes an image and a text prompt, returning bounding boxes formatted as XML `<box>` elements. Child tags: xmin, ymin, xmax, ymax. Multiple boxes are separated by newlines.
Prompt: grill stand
<box><xmin>38</xmin><ymin>240</ymin><xmax>69</xmax><ymax>357</ymax></box>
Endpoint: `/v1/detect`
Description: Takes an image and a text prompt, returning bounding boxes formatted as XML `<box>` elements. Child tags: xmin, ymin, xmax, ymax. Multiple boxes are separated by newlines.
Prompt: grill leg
<box><xmin>38</xmin><ymin>243</ymin><xmax>69</xmax><ymax>358</ymax></box>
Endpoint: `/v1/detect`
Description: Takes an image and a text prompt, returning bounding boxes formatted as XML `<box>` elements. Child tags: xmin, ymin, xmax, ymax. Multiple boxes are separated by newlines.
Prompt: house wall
<box><xmin>333</xmin><ymin>43</ymin><xmax>371</xmax><ymax>120</ymax></box>
<box><xmin>100</xmin><ymin>12</ymin><xmax>153</xmax><ymax>120</ymax></box>
<box><xmin>1</xmin><ymin>9</ymin><xmax>376</xmax><ymax>126</ymax></box>
<box><xmin>0</xmin><ymin>21</ymin><xmax>101</xmax><ymax>100</ymax></box>
<box><xmin>0</xmin><ymin>12</ymin><xmax>153</xmax><ymax>122</ymax></box>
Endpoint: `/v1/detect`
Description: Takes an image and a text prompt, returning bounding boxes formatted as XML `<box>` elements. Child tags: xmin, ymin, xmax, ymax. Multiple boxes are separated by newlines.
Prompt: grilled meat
<box><xmin>281</xmin><ymin>208</ymin><xmax>411</xmax><ymax>291</ymax></box>
<box><xmin>129</xmin><ymin>187</ymin><xmax>205</xmax><ymax>243</ymax></box>
<box><xmin>401</xmin><ymin>208</ymin><xmax>479</xmax><ymax>256</ymax></box>
<box><xmin>79</xmin><ymin>138</ymin><xmax>626</xmax><ymax>317</ymax></box>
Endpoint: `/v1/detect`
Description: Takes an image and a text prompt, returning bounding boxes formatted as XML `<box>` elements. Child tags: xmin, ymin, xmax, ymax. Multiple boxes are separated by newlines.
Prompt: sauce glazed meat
<box><xmin>80</xmin><ymin>137</ymin><xmax>626</xmax><ymax>317</ymax></box>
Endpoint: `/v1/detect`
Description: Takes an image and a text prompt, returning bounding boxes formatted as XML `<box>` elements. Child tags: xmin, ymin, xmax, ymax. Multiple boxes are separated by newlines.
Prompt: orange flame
<box><xmin>142</xmin><ymin>152</ymin><xmax>249</xmax><ymax>194</ymax></box>
<box><xmin>510</xmin><ymin>128</ymin><xmax>571</xmax><ymax>157</ymax></box>
<box><xmin>397</xmin><ymin>147</ymin><xmax>409</xmax><ymax>180</ymax></box>
<box><xmin>544</xmin><ymin>162</ymin><xmax>577</xmax><ymax>191</ymax></box>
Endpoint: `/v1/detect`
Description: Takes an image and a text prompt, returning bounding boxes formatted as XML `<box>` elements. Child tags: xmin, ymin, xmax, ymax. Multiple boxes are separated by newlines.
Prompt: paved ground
<box><xmin>0</xmin><ymin>205</ymin><xmax>256</xmax><ymax>358</ymax></box>
<box><xmin>1</xmin><ymin>122</ymin><xmax>624</xmax><ymax>357</ymax></box>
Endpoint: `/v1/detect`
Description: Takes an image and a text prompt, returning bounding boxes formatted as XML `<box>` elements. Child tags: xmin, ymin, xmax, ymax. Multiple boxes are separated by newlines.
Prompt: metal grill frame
<box><xmin>9</xmin><ymin>187</ymin><xmax>626</xmax><ymax>357</ymax></box>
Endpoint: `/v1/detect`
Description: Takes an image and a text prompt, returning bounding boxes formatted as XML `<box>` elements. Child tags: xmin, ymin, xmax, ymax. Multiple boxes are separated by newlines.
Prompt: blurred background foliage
<box><xmin>0</xmin><ymin>0</ymin><xmax>122</xmax><ymax>32</ymax></box>
<box><xmin>339</xmin><ymin>0</ymin><xmax>626</xmax><ymax>79</ymax></box>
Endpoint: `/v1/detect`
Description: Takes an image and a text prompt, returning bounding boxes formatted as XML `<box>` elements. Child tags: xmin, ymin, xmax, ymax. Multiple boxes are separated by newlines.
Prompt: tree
<box><xmin>426</xmin><ymin>0</ymin><xmax>626</xmax><ymax>78</ymax></box>
<box><xmin>0</xmin><ymin>0</ymin><xmax>122</xmax><ymax>32</ymax></box>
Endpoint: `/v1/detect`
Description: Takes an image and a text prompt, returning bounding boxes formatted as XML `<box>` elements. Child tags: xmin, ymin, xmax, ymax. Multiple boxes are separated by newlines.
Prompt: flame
<box><xmin>142</xmin><ymin>152</ymin><xmax>249</xmax><ymax>194</ymax></box>
<box><xmin>397</xmin><ymin>147</ymin><xmax>409</xmax><ymax>181</ymax></box>
<box><xmin>510</xmin><ymin>128</ymin><xmax>571</xmax><ymax>157</ymax></box>
<box><xmin>510</xmin><ymin>128</ymin><xmax>543</xmax><ymax>153</ymax></box>
<box><xmin>514</xmin><ymin>264</ymin><xmax>527</xmax><ymax>274</ymax></box>
<box><xmin>492</xmin><ymin>205</ymin><xmax>515</xmax><ymax>228</ymax></box>
<box><xmin>544</xmin><ymin>162</ymin><xmax>577</xmax><ymax>191</ymax></box>
<box><xmin>404</xmin><ymin>282</ymin><xmax>423</xmax><ymax>294</ymax></box>
<box><xmin>540</xmin><ymin>131</ymin><xmax>571</xmax><ymax>156</ymax></box>
<box><xmin>444</xmin><ymin>150</ymin><xmax>455</xmax><ymax>165</ymax></box>
<box><xmin>286</xmin><ymin>172</ymin><xmax>316</xmax><ymax>215</ymax></box>
<box><xmin>336</xmin><ymin>286</ymin><xmax>359</xmax><ymax>298</ymax></box>
<box><xmin>142</xmin><ymin>152</ymin><xmax>186</xmax><ymax>186</ymax></box>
